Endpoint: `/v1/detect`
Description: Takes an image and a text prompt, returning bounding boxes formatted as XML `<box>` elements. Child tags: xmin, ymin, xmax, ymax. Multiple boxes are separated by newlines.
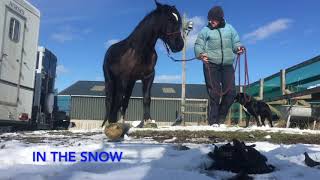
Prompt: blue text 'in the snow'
<box><xmin>32</xmin><ymin>151</ymin><xmax>123</xmax><ymax>162</ymax></box>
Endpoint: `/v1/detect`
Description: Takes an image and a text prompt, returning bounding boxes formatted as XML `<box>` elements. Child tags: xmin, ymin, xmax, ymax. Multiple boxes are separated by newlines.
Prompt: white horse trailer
<box><xmin>0</xmin><ymin>0</ymin><xmax>40</xmax><ymax>126</ymax></box>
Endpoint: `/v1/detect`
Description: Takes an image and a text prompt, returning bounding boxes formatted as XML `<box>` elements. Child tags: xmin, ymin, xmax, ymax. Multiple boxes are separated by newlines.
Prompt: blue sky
<box><xmin>28</xmin><ymin>0</ymin><xmax>320</xmax><ymax>92</ymax></box>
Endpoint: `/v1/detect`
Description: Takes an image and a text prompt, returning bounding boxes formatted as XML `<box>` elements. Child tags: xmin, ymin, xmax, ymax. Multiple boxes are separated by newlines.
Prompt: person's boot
<box><xmin>211</xmin><ymin>124</ymin><xmax>220</xmax><ymax>127</ymax></box>
<box><xmin>218</xmin><ymin>116</ymin><xmax>227</xmax><ymax>127</ymax></box>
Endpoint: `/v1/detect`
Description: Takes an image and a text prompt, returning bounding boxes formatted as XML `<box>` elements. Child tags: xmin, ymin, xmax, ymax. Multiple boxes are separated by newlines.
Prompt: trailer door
<box><xmin>0</xmin><ymin>8</ymin><xmax>26</xmax><ymax>106</ymax></box>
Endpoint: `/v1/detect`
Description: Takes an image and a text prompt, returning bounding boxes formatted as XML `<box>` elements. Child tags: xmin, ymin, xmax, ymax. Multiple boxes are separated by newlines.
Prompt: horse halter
<box><xmin>162</xmin><ymin>30</ymin><xmax>181</xmax><ymax>53</ymax></box>
<box><xmin>166</xmin><ymin>31</ymin><xmax>181</xmax><ymax>36</ymax></box>
<box><xmin>162</xmin><ymin>30</ymin><xmax>198</xmax><ymax>62</ymax></box>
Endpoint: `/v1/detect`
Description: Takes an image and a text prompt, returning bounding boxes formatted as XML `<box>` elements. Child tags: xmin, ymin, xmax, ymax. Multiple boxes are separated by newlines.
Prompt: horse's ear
<box><xmin>155</xmin><ymin>0</ymin><xmax>162</xmax><ymax>8</ymax></box>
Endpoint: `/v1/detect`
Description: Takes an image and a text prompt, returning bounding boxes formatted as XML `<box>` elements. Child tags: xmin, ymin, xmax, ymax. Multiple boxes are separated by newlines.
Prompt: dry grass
<box><xmin>274</xmin><ymin>119</ymin><xmax>287</xmax><ymax>128</ymax></box>
<box><xmin>130</xmin><ymin>129</ymin><xmax>320</xmax><ymax>145</ymax></box>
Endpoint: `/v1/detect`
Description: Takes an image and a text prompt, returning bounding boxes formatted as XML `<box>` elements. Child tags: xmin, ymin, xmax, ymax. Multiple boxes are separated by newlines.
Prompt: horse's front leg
<box><xmin>138</xmin><ymin>72</ymin><xmax>155</xmax><ymax>127</ymax></box>
<box><xmin>120</xmin><ymin>80</ymin><xmax>135</xmax><ymax>123</ymax></box>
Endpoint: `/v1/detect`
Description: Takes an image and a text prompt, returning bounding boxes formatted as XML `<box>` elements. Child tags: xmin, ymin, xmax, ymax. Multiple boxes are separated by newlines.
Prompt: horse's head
<box><xmin>155</xmin><ymin>1</ymin><xmax>184</xmax><ymax>53</ymax></box>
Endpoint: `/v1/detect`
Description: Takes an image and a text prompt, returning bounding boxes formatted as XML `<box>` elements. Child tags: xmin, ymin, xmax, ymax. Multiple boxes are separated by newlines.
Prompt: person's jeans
<box><xmin>203</xmin><ymin>63</ymin><xmax>236</xmax><ymax>125</ymax></box>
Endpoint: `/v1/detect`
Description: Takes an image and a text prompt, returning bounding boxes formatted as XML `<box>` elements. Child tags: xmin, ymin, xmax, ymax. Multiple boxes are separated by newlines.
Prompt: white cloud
<box><xmin>105</xmin><ymin>39</ymin><xmax>120</xmax><ymax>48</ymax></box>
<box><xmin>304</xmin><ymin>29</ymin><xmax>315</xmax><ymax>36</ymax></box>
<box><xmin>154</xmin><ymin>75</ymin><xmax>181</xmax><ymax>83</ymax></box>
<box><xmin>185</xmin><ymin>16</ymin><xmax>206</xmax><ymax>49</ymax></box>
<box><xmin>51</xmin><ymin>32</ymin><xmax>74</xmax><ymax>43</ymax></box>
<box><xmin>43</xmin><ymin>16</ymin><xmax>87</xmax><ymax>24</ymax></box>
<box><xmin>188</xmin><ymin>16</ymin><xmax>206</xmax><ymax>32</ymax></box>
<box><xmin>51</xmin><ymin>25</ymin><xmax>92</xmax><ymax>43</ymax></box>
<box><xmin>95</xmin><ymin>76</ymin><xmax>104</xmax><ymax>81</ymax></box>
<box><xmin>56</xmin><ymin>65</ymin><xmax>69</xmax><ymax>75</ymax></box>
<box><xmin>243</xmin><ymin>18</ymin><xmax>293</xmax><ymax>43</ymax></box>
<box><xmin>82</xmin><ymin>28</ymin><xmax>93</xmax><ymax>35</ymax></box>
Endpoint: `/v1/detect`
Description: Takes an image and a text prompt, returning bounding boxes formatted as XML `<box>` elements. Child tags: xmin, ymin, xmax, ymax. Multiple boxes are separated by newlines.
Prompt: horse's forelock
<box><xmin>164</xmin><ymin>6</ymin><xmax>181</xmax><ymax>24</ymax></box>
<box><xmin>152</xmin><ymin>4</ymin><xmax>182</xmax><ymax>30</ymax></box>
<box><xmin>156</xmin><ymin>4</ymin><xmax>180</xmax><ymax>17</ymax></box>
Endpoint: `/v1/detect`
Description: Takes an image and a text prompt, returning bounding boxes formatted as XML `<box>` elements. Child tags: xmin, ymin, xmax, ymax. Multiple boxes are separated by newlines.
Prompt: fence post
<box><xmin>259</xmin><ymin>78</ymin><xmax>264</xmax><ymax>100</ymax></box>
<box><xmin>281</xmin><ymin>69</ymin><xmax>286</xmax><ymax>95</ymax></box>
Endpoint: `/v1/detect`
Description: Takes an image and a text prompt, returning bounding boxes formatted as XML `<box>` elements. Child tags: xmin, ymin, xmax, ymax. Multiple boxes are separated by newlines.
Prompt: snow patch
<box><xmin>0</xmin><ymin>130</ymin><xmax>319</xmax><ymax>179</ymax></box>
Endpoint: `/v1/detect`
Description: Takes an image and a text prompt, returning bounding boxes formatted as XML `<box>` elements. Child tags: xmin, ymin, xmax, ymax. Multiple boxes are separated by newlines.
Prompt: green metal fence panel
<box><xmin>286</xmin><ymin>58</ymin><xmax>320</xmax><ymax>93</ymax></box>
<box><xmin>230</xmin><ymin>103</ymin><xmax>241</xmax><ymax>123</ymax></box>
<box><xmin>71</xmin><ymin>96</ymin><xmax>105</xmax><ymax>120</ymax></box>
<box><xmin>242</xmin><ymin>56</ymin><xmax>320</xmax><ymax>102</ymax></box>
<box><xmin>246</xmin><ymin>81</ymin><xmax>260</xmax><ymax>97</ymax></box>
<box><xmin>70</xmin><ymin>96</ymin><xmax>208</xmax><ymax>123</ymax></box>
<box><xmin>151</xmin><ymin>99</ymin><xmax>178</xmax><ymax>122</ymax></box>
<box><xmin>263</xmin><ymin>73</ymin><xmax>281</xmax><ymax>100</ymax></box>
<box><xmin>126</xmin><ymin>98</ymin><xmax>143</xmax><ymax>121</ymax></box>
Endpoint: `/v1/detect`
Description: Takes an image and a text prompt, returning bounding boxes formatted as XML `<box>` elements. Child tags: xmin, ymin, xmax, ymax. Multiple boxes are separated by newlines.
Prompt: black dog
<box><xmin>234</xmin><ymin>93</ymin><xmax>277</xmax><ymax>127</ymax></box>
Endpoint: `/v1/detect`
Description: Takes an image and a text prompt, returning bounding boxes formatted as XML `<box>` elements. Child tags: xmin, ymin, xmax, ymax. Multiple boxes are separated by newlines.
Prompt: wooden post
<box><xmin>259</xmin><ymin>78</ymin><xmax>264</xmax><ymax>100</ymax></box>
<box><xmin>286</xmin><ymin>113</ymin><xmax>291</xmax><ymax>128</ymax></box>
<box><xmin>181</xmin><ymin>14</ymin><xmax>187</xmax><ymax>126</ymax></box>
<box><xmin>281</xmin><ymin>69</ymin><xmax>286</xmax><ymax>95</ymax></box>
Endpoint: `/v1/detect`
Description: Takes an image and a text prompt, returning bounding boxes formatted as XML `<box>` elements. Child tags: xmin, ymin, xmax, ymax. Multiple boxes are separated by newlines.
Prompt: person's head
<box><xmin>207</xmin><ymin>6</ymin><xmax>224</xmax><ymax>28</ymax></box>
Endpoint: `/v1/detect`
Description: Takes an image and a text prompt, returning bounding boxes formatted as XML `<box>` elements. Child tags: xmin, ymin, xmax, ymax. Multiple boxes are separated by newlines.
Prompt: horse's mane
<box><xmin>127</xmin><ymin>9</ymin><xmax>159</xmax><ymax>41</ymax></box>
<box><xmin>127</xmin><ymin>5</ymin><xmax>180</xmax><ymax>41</ymax></box>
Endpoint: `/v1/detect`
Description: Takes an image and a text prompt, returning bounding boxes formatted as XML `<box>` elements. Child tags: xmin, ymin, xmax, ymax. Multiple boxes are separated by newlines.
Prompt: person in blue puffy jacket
<box><xmin>194</xmin><ymin>6</ymin><xmax>245</xmax><ymax>126</ymax></box>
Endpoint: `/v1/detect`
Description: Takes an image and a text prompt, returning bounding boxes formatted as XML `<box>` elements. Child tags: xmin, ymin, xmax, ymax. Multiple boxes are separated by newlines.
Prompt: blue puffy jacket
<box><xmin>194</xmin><ymin>23</ymin><xmax>242</xmax><ymax>65</ymax></box>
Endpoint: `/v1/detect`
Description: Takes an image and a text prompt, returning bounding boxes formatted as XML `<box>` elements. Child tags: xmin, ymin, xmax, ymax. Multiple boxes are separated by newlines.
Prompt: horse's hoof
<box><xmin>143</xmin><ymin>122</ymin><xmax>158</xmax><ymax>128</ymax></box>
<box><xmin>104</xmin><ymin>123</ymin><xmax>131</xmax><ymax>141</ymax></box>
<box><xmin>119</xmin><ymin>115</ymin><xmax>125</xmax><ymax>124</ymax></box>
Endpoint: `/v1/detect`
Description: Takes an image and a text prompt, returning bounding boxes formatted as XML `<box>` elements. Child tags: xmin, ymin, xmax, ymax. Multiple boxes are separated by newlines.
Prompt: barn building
<box><xmin>58</xmin><ymin>81</ymin><xmax>209</xmax><ymax>129</ymax></box>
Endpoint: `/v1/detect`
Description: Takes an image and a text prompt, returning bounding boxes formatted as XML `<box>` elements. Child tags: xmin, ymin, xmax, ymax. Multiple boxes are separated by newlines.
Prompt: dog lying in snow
<box><xmin>234</xmin><ymin>93</ymin><xmax>279</xmax><ymax>127</ymax></box>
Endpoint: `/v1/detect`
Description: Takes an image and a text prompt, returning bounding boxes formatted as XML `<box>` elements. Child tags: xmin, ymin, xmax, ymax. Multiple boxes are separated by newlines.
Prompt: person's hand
<box><xmin>237</xmin><ymin>46</ymin><xmax>246</xmax><ymax>55</ymax></box>
<box><xmin>199</xmin><ymin>53</ymin><xmax>209</xmax><ymax>63</ymax></box>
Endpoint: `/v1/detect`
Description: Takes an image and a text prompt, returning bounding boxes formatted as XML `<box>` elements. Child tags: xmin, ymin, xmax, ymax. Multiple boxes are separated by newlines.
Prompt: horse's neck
<box><xmin>128</xmin><ymin>13</ymin><xmax>160</xmax><ymax>50</ymax></box>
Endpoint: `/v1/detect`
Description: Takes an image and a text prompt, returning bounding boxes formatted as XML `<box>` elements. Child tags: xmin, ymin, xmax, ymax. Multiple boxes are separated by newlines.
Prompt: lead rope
<box><xmin>236</xmin><ymin>50</ymin><xmax>251</xmax><ymax>103</ymax></box>
<box><xmin>164</xmin><ymin>41</ymin><xmax>251</xmax><ymax>100</ymax></box>
<box><xmin>163</xmin><ymin>41</ymin><xmax>197</xmax><ymax>62</ymax></box>
<box><xmin>204</xmin><ymin>51</ymin><xmax>250</xmax><ymax>99</ymax></box>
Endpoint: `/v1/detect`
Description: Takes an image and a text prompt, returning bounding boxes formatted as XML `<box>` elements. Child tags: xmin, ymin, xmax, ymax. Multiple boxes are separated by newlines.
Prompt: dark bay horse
<box><xmin>102</xmin><ymin>1</ymin><xmax>184</xmax><ymax>127</ymax></box>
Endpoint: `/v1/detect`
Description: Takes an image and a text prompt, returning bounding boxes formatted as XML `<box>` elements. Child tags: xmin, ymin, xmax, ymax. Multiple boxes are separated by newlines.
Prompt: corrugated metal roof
<box><xmin>59</xmin><ymin>81</ymin><xmax>209</xmax><ymax>99</ymax></box>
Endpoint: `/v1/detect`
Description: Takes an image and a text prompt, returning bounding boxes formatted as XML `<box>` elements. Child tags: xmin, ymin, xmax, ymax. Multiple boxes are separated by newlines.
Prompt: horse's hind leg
<box><xmin>120</xmin><ymin>80</ymin><xmax>135</xmax><ymax>123</ymax></box>
<box><xmin>109</xmin><ymin>80</ymin><xmax>124</xmax><ymax>123</ymax></box>
<box><xmin>102</xmin><ymin>68</ymin><xmax>114</xmax><ymax>127</ymax></box>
